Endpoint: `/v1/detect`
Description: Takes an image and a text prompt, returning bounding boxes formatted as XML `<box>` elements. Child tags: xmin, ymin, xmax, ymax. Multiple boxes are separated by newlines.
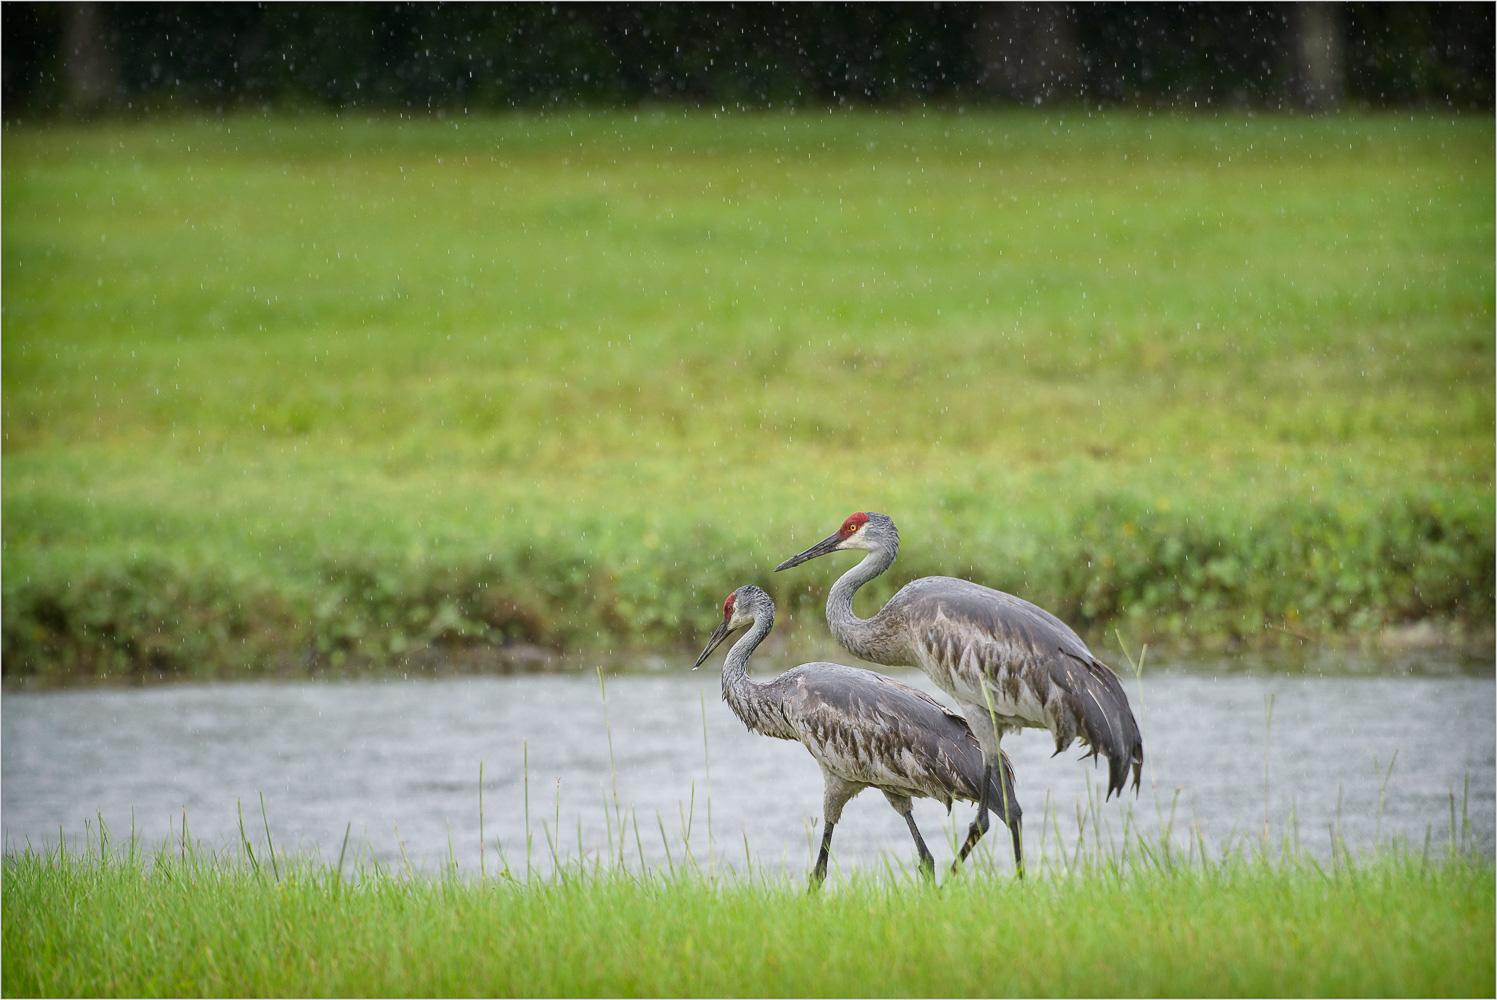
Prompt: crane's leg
<box><xmin>811</xmin><ymin>820</ymin><xmax>835</xmax><ymax>887</ymax></box>
<box><xmin>813</xmin><ymin>772</ymin><xmax>859</xmax><ymax>889</ymax></box>
<box><xmin>952</xmin><ymin>704</ymin><xmax>1001</xmax><ymax>874</ymax></box>
<box><xmin>904</xmin><ymin>814</ymin><xmax>937</xmax><ymax>881</ymax></box>
<box><xmin>957</xmin><ymin>755</ymin><xmax>1025</xmax><ymax>878</ymax></box>
<box><xmin>882</xmin><ymin>792</ymin><xmax>935</xmax><ymax>882</ymax></box>
<box><xmin>992</xmin><ymin>767</ymin><xmax>1024</xmax><ymax>879</ymax></box>
<box><xmin>953</xmin><ymin>759</ymin><xmax>993</xmax><ymax>873</ymax></box>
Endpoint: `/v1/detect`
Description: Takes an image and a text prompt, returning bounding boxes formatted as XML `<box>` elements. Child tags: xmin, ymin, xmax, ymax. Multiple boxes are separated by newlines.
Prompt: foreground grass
<box><xmin>3</xmin><ymin>110</ymin><xmax>1492</xmax><ymax>679</ymax></box>
<box><xmin>3</xmin><ymin>845</ymin><xmax>1490</xmax><ymax>997</ymax></box>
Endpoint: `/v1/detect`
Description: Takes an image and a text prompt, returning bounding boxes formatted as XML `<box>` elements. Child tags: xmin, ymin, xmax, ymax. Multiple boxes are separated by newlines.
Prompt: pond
<box><xmin>3</xmin><ymin>651</ymin><xmax>1492</xmax><ymax>878</ymax></box>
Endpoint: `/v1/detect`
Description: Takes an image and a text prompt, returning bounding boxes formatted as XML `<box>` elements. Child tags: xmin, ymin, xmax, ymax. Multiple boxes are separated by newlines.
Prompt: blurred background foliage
<box><xmin>3</xmin><ymin>2</ymin><xmax>1493</xmax><ymax>118</ymax></box>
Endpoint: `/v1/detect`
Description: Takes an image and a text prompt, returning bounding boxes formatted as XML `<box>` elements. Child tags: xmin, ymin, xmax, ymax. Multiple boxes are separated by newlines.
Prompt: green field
<box><xmin>3</xmin><ymin>842</ymin><xmax>1491</xmax><ymax>996</ymax></box>
<box><xmin>3</xmin><ymin>110</ymin><xmax>1492</xmax><ymax>679</ymax></box>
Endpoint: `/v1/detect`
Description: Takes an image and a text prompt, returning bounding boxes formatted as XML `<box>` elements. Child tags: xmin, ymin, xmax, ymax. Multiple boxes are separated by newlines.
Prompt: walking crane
<box><xmin>776</xmin><ymin>511</ymin><xmax>1142</xmax><ymax>868</ymax></box>
<box><xmin>695</xmin><ymin>585</ymin><xmax>1023</xmax><ymax>883</ymax></box>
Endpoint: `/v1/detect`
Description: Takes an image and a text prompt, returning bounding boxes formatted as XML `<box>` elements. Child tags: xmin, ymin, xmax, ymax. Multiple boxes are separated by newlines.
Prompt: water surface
<box><xmin>4</xmin><ymin>658</ymin><xmax>1492</xmax><ymax>877</ymax></box>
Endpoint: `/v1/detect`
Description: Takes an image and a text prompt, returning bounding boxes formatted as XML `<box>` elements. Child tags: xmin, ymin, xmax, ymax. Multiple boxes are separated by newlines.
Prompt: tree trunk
<box><xmin>975</xmin><ymin>3</ymin><xmax>1082</xmax><ymax>105</ymax></box>
<box><xmin>1292</xmin><ymin>2</ymin><xmax>1344</xmax><ymax>110</ymax></box>
<box><xmin>63</xmin><ymin>2</ymin><xmax>118</xmax><ymax>112</ymax></box>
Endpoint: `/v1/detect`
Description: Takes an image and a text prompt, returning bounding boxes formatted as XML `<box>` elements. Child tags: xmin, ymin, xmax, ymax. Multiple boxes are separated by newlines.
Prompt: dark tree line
<box><xmin>4</xmin><ymin>2</ymin><xmax>1492</xmax><ymax>118</ymax></box>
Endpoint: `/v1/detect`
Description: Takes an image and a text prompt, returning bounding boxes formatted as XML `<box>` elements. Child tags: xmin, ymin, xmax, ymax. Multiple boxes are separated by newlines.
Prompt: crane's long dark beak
<box><xmin>774</xmin><ymin>530</ymin><xmax>844</xmax><ymax>572</ymax></box>
<box><xmin>692</xmin><ymin>618</ymin><xmax>737</xmax><ymax>670</ymax></box>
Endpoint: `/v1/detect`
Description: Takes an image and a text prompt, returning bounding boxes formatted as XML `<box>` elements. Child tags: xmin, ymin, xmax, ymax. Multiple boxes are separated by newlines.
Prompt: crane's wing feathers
<box><xmin>892</xmin><ymin>576</ymin><xmax>1090</xmax><ymax>655</ymax></box>
<box><xmin>891</xmin><ymin>577</ymin><xmax>1143</xmax><ymax>798</ymax></box>
<box><xmin>768</xmin><ymin>663</ymin><xmax>996</xmax><ymax>807</ymax></box>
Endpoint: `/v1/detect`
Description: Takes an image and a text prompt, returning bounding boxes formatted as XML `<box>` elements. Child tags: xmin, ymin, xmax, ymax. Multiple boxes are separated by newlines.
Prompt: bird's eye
<box><xmin>847</xmin><ymin>522</ymin><xmax>859</xmax><ymax>532</ymax></box>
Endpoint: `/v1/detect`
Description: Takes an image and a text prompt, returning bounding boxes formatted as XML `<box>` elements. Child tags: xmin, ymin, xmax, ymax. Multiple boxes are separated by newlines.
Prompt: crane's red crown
<box><xmin>723</xmin><ymin>592</ymin><xmax>737</xmax><ymax>618</ymax></box>
<box><xmin>838</xmin><ymin>512</ymin><xmax>870</xmax><ymax>537</ymax></box>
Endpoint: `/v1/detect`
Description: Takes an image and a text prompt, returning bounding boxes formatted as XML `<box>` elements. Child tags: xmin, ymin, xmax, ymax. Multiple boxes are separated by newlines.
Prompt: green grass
<box><xmin>3</xmin><ymin>840</ymin><xmax>1491</xmax><ymax>996</ymax></box>
<box><xmin>3</xmin><ymin>109</ymin><xmax>1493</xmax><ymax>679</ymax></box>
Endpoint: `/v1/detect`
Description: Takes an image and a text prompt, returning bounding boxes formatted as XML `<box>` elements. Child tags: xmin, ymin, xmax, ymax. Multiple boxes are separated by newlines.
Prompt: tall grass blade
<box><xmin>259</xmin><ymin>791</ymin><xmax>280</xmax><ymax>881</ymax></box>
<box><xmin>1461</xmin><ymin>774</ymin><xmax>1471</xmax><ymax>854</ymax></box>
<box><xmin>1263</xmin><ymin>691</ymin><xmax>1276</xmax><ymax>844</ymax></box>
<box><xmin>395</xmin><ymin>823</ymin><xmax>414</xmax><ymax>878</ymax></box>
<box><xmin>596</xmin><ymin>666</ymin><xmax>623</xmax><ymax>858</ymax></box>
<box><xmin>679</xmin><ymin>781</ymin><xmax>698</xmax><ymax>875</ymax></box>
<box><xmin>700</xmin><ymin>687</ymin><xmax>715</xmax><ymax>879</ymax></box>
<box><xmin>1375</xmin><ymin>749</ymin><xmax>1398</xmax><ymax>846</ymax></box>
<box><xmin>1448</xmin><ymin>781</ymin><xmax>1458</xmax><ymax>856</ymax></box>
<box><xmin>524</xmin><ymin>740</ymin><xmax>532</xmax><ymax>882</ymax></box>
<box><xmin>657</xmin><ymin>815</ymin><xmax>676</xmax><ymax>877</ymax></box>
<box><xmin>336</xmin><ymin>821</ymin><xmax>352</xmax><ymax>880</ymax></box>
<box><xmin>236</xmin><ymin>800</ymin><xmax>261</xmax><ymax>877</ymax></box>
<box><xmin>634</xmin><ymin>813</ymin><xmax>648</xmax><ymax>873</ymax></box>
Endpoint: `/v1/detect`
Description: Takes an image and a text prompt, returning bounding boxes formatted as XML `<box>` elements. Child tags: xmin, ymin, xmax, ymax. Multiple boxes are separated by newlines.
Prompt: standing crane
<box><xmin>695</xmin><ymin>585</ymin><xmax>1023</xmax><ymax>884</ymax></box>
<box><xmin>776</xmin><ymin>511</ymin><xmax>1142</xmax><ymax>868</ymax></box>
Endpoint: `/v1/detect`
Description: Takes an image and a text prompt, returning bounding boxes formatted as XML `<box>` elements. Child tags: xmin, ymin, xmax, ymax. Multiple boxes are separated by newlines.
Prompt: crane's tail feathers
<box><xmin>1053</xmin><ymin>648</ymin><xmax>1144</xmax><ymax>800</ymax></box>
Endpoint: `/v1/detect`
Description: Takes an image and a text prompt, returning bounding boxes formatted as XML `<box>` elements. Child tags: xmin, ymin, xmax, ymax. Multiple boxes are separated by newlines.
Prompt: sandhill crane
<box><xmin>776</xmin><ymin>511</ymin><xmax>1142</xmax><ymax>867</ymax></box>
<box><xmin>695</xmin><ymin>585</ymin><xmax>1022</xmax><ymax>884</ymax></box>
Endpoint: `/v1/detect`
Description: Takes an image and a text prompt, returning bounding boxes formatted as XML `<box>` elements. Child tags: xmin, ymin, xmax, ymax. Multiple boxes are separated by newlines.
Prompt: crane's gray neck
<box><xmin>826</xmin><ymin>545</ymin><xmax>902</xmax><ymax>665</ymax></box>
<box><xmin>721</xmin><ymin>609</ymin><xmax>795</xmax><ymax>740</ymax></box>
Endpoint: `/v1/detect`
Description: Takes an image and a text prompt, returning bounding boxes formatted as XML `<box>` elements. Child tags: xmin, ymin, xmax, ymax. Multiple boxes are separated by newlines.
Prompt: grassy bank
<box><xmin>3</xmin><ymin>110</ymin><xmax>1492</xmax><ymax>680</ymax></box>
<box><xmin>3</xmin><ymin>841</ymin><xmax>1491</xmax><ymax>996</ymax></box>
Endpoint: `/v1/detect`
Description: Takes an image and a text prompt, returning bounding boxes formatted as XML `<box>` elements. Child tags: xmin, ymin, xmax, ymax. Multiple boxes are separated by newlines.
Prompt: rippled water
<box><xmin>4</xmin><ymin>656</ymin><xmax>1492</xmax><ymax>878</ymax></box>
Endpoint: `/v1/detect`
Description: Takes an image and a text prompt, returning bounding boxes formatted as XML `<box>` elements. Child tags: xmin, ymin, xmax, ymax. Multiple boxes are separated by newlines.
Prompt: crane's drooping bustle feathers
<box><xmin>1053</xmin><ymin>649</ymin><xmax>1143</xmax><ymax>796</ymax></box>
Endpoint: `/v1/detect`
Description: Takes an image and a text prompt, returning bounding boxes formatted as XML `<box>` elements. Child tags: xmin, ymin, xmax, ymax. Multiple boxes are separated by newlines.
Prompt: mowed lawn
<box><xmin>2</xmin><ymin>110</ymin><xmax>1492</xmax><ymax>677</ymax></box>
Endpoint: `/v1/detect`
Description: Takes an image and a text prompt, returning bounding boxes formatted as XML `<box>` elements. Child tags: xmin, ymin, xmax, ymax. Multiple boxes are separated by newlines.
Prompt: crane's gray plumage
<box><xmin>776</xmin><ymin>511</ymin><xmax>1142</xmax><ymax>867</ymax></box>
<box><xmin>695</xmin><ymin>585</ymin><xmax>1021</xmax><ymax>883</ymax></box>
